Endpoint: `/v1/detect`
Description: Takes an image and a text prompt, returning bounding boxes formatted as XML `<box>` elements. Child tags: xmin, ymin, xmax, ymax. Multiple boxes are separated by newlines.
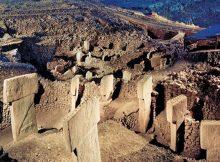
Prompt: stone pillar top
<box><xmin>3</xmin><ymin>73</ymin><xmax>38</xmax><ymax>103</ymax></box>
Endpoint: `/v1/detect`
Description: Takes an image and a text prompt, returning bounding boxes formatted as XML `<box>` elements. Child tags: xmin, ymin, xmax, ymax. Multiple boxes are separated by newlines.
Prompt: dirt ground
<box><xmin>98</xmin><ymin>120</ymin><xmax>175</xmax><ymax>162</ymax></box>
<box><xmin>0</xmin><ymin>120</ymin><xmax>177</xmax><ymax>162</ymax></box>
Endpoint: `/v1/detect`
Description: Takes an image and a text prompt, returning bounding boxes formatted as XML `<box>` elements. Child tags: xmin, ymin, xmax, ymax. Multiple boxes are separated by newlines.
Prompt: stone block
<box><xmin>100</xmin><ymin>75</ymin><xmax>114</xmax><ymax>101</ymax></box>
<box><xmin>123</xmin><ymin>71</ymin><xmax>132</xmax><ymax>82</ymax></box>
<box><xmin>200</xmin><ymin>120</ymin><xmax>220</xmax><ymax>149</ymax></box>
<box><xmin>63</xmin><ymin>97</ymin><xmax>100</xmax><ymax>151</ymax></box>
<box><xmin>151</xmin><ymin>56</ymin><xmax>161</xmax><ymax>70</ymax></box>
<box><xmin>76</xmin><ymin>50</ymin><xmax>83</xmax><ymax>64</ymax></box>
<box><xmin>10</xmin><ymin>94</ymin><xmax>37</xmax><ymax>141</ymax></box>
<box><xmin>86</xmin><ymin>71</ymin><xmax>93</xmax><ymax>81</ymax></box>
<box><xmin>166</xmin><ymin>95</ymin><xmax>187</xmax><ymax>129</ymax></box>
<box><xmin>84</xmin><ymin>41</ymin><xmax>90</xmax><ymax>53</ymax></box>
<box><xmin>137</xmin><ymin>75</ymin><xmax>152</xmax><ymax>99</ymax></box>
<box><xmin>3</xmin><ymin>73</ymin><xmax>38</xmax><ymax>103</ymax></box>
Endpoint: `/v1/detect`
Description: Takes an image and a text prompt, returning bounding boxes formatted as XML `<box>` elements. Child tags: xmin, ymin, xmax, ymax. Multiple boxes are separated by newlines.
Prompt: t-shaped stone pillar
<box><xmin>3</xmin><ymin>73</ymin><xmax>38</xmax><ymax>141</ymax></box>
<box><xmin>136</xmin><ymin>75</ymin><xmax>152</xmax><ymax>133</ymax></box>
<box><xmin>166</xmin><ymin>95</ymin><xmax>187</xmax><ymax>152</ymax></box>
<box><xmin>63</xmin><ymin>97</ymin><xmax>101</xmax><ymax>162</ymax></box>
<box><xmin>200</xmin><ymin>120</ymin><xmax>220</xmax><ymax>161</ymax></box>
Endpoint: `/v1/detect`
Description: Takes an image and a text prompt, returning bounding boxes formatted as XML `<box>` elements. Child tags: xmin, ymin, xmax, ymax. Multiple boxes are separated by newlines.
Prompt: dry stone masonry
<box><xmin>183</xmin><ymin>117</ymin><xmax>201</xmax><ymax>159</ymax></box>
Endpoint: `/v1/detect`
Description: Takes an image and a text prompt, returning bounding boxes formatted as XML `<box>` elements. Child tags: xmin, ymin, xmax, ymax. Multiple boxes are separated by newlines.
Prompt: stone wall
<box><xmin>163</xmin><ymin>82</ymin><xmax>197</xmax><ymax>110</ymax></box>
<box><xmin>187</xmin><ymin>50</ymin><xmax>220</xmax><ymax>66</ymax></box>
<box><xmin>202</xmin><ymin>78</ymin><xmax>220</xmax><ymax>120</ymax></box>
<box><xmin>35</xmin><ymin>78</ymin><xmax>71</xmax><ymax>112</ymax></box>
<box><xmin>154</xmin><ymin>111</ymin><xmax>170</xmax><ymax>147</ymax></box>
<box><xmin>118</xmin><ymin>81</ymin><xmax>137</xmax><ymax>99</ymax></box>
<box><xmin>183</xmin><ymin>117</ymin><xmax>201</xmax><ymax>159</ymax></box>
<box><xmin>0</xmin><ymin>104</ymin><xmax>10</xmax><ymax>130</ymax></box>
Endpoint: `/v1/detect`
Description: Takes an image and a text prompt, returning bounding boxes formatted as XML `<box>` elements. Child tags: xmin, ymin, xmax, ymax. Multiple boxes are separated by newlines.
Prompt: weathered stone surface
<box><xmin>10</xmin><ymin>94</ymin><xmax>37</xmax><ymax>141</ymax></box>
<box><xmin>137</xmin><ymin>75</ymin><xmax>152</xmax><ymax>99</ymax></box>
<box><xmin>170</xmin><ymin>123</ymin><xmax>177</xmax><ymax>152</ymax></box>
<box><xmin>77</xmin><ymin>126</ymin><xmax>101</xmax><ymax>162</ymax></box>
<box><xmin>84</xmin><ymin>41</ymin><xmax>90</xmax><ymax>53</ymax></box>
<box><xmin>70</xmin><ymin>76</ymin><xmax>80</xmax><ymax>110</ymax></box>
<box><xmin>123</xmin><ymin>71</ymin><xmax>132</xmax><ymax>82</ymax></box>
<box><xmin>166</xmin><ymin>95</ymin><xmax>187</xmax><ymax>129</ymax></box>
<box><xmin>86</xmin><ymin>71</ymin><xmax>93</xmax><ymax>81</ymax></box>
<box><xmin>151</xmin><ymin>56</ymin><xmax>161</xmax><ymax>70</ymax></box>
<box><xmin>100</xmin><ymin>75</ymin><xmax>114</xmax><ymax>101</ymax></box>
<box><xmin>76</xmin><ymin>50</ymin><xmax>83</xmax><ymax>64</ymax></box>
<box><xmin>136</xmin><ymin>75</ymin><xmax>152</xmax><ymax>133</ymax></box>
<box><xmin>207</xmin><ymin>147</ymin><xmax>220</xmax><ymax>162</ymax></box>
<box><xmin>200</xmin><ymin>120</ymin><xmax>220</xmax><ymax>149</ymax></box>
<box><xmin>63</xmin><ymin>97</ymin><xmax>101</xmax><ymax>162</ymax></box>
<box><xmin>3</xmin><ymin>73</ymin><xmax>38</xmax><ymax>103</ymax></box>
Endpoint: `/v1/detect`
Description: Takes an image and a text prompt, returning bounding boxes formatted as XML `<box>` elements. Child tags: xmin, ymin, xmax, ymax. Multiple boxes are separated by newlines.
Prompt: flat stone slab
<box><xmin>207</xmin><ymin>147</ymin><xmax>220</xmax><ymax>162</ymax></box>
<box><xmin>136</xmin><ymin>75</ymin><xmax>152</xmax><ymax>133</ymax></box>
<box><xmin>3</xmin><ymin>73</ymin><xmax>38</xmax><ymax>103</ymax></box>
<box><xmin>166</xmin><ymin>95</ymin><xmax>187</xmax><ymax>129</ymax></box>
<box><xmin>137</xmin><ymin>75</ymin><xmax>152</xmax><ymax>99</ymax></box>
<box><xmin>200</xmin><ymin>120</ymin><xmax>220</xmax><ymax>149</ymax></box>
<box><xmin>170</xmin><ymin>123</ymin><xmax>177</xmax><ymax>152</ymax></box>
<box><xmin>10</xmin><ymin>94</ymin><xmax>37</xmax><ymax>141</ymax></box>
<box><xmin>77</xmin><ymin>126</ymin><xmax>101</xmax><ymax>162</ymax></box>
<box><xmin>63</xmin><ymin>97</ymin><xmax>100</xmax><ymax>151</ymax></box>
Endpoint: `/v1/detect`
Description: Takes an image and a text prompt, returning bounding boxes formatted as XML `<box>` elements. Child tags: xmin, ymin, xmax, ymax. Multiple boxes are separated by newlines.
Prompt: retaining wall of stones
<box><xmin>163</xmin><ymin>82</ymin><xmax>197</xmax><ymax>111</ymax></box>
<box><xmin>183</xmin><ymin>118</ymin><xmax>201</xmax><ymax>159</ymax></box>
<box><xmin>35</xmin><ymin>78</ymin><xmax>71</xmax><ymax>113</ymax></box>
